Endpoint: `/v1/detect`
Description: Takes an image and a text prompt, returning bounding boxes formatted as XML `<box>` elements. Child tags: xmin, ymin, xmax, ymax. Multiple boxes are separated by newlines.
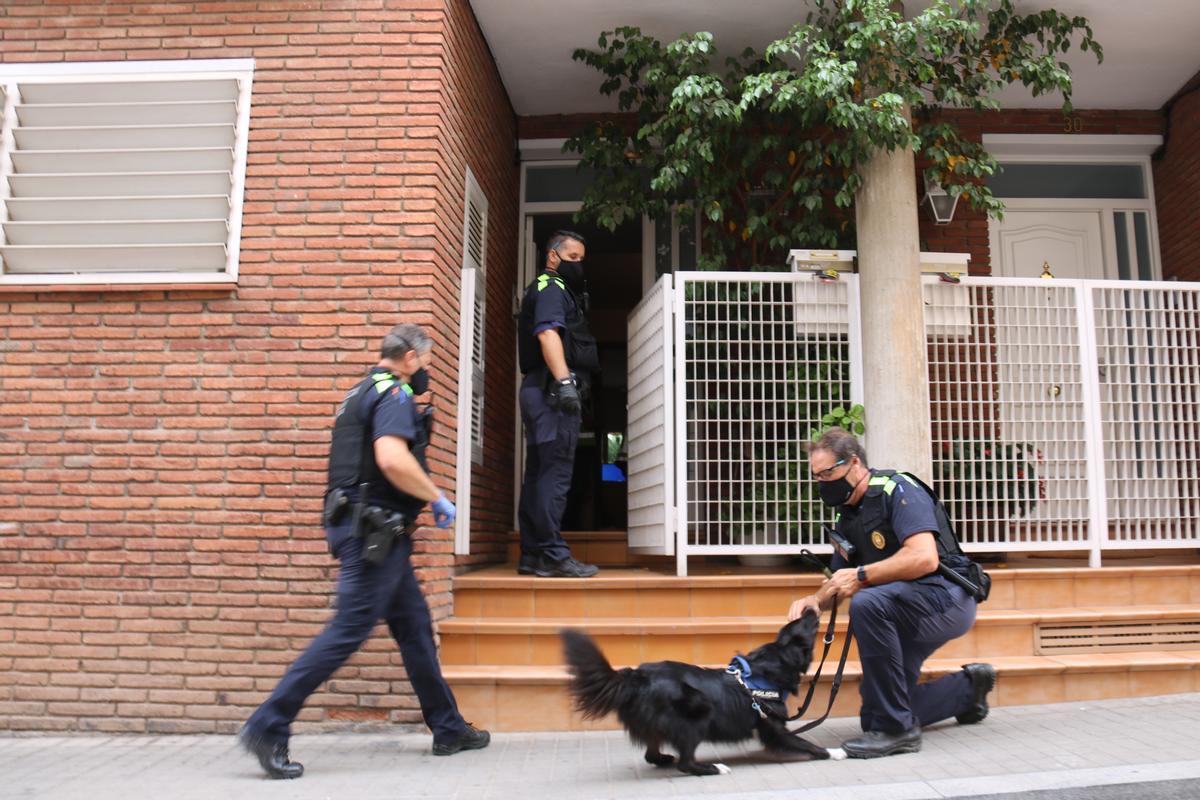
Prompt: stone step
<box><xmin>453</xmin><ymin>564</ymin><xmax>1200</xmax><ymax>618</ymax></box>
<box><xmin>443</xmin><ymin>652</ymin><xmax>1200</xmax><ymax>732</ymax></box>
<box><xmin>504</xmin><ymin>531</ymin><xmax>663</xmax><ymax>567</ymax></box>
<box><xmin>437</xmin><ymin>605</ymin><xmax>1200</xmax><ymax>666</ymax></box>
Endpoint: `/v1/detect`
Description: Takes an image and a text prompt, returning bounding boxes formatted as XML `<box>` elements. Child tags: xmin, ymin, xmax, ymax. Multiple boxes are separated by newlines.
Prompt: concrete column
<box><xmin>854</xmin><ymin>102</ymin><xmax>933</xmax><ymax>480</ymax></box>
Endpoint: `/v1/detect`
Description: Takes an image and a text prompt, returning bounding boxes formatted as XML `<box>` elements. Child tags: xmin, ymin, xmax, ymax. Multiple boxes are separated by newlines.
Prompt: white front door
<box><xmin>990</xmin><ymin>210</ymin><xmax>1108</xmax><ymax>280</ymax></box>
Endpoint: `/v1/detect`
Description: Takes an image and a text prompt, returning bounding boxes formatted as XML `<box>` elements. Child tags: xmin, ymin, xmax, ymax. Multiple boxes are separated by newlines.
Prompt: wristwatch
<box><xmin>856</xmin><ymin>565</ymin><xmax>870</xmax><ymax>586</ymax></box>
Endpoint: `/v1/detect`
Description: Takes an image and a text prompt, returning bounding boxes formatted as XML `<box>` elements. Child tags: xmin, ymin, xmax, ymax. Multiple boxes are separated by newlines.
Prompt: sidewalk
<box><xmin>4</xmin><ymin>693</ymin><xmax>1200</xmax><ymax>800</ymax></box>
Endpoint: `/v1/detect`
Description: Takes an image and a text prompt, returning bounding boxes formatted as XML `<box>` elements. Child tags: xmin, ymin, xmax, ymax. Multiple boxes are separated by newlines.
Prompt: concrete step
<box><xmin>453</xmin><ymin>564</ymin><xmax>1200</xmax><ymax>618</ymax></box>
<box><xmin>504</xmin><ymin>531</ymin><xmax>664</xmax><ymax>567</ymax></box>
<box><xmin>443</xmin><ymin>652</ymin><xmax>1200</xmax><ymax>732</ymax></box>
<box><xmin>438</xmin><ymin>605</ymin><xmax>1200</xmax><ymax>666</ymax></box>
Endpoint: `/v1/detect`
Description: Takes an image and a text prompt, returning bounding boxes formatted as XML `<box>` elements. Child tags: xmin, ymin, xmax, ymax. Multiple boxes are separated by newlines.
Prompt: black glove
<box><xmin>550</xmin><ymin>376</ymin><xmax>581</xmax><ymax>415</ymax></box>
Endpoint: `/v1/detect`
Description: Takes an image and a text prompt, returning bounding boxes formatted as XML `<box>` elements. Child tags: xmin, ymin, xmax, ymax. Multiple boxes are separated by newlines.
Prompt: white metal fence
<box><xmin>626</xmin><ymin>273</ymin><xmax>1200</xmax><ymax>575</ymax></box>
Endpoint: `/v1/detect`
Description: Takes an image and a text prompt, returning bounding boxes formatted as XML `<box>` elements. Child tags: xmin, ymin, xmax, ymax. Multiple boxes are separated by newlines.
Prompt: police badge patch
<box><xmin>871</xmin><ymin>531</ymin><xmax>887</xmax><ymax>550</ymax></box>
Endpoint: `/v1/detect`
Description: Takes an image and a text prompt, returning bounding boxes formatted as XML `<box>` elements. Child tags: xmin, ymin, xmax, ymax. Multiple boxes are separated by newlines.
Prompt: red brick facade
<box><xmin>0</xmin><ymin>0</ymin><xmax>516</xmax><ymax>733</ymax></box>
<box><xmin>1</xmin><ymin>0</ymin><xmax>1195</xmax><ymax>737</ymax></box>
<box><xmin>1153</xmin><ymin>73</ymin><xmax>1200</xmax><ymax>282</ymax></box>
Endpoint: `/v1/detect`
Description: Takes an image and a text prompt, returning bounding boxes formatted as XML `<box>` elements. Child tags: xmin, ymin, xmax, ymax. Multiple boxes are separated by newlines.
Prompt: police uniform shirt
<box><xmin>362</xmin><ymin>367</ymin><xmax>424</xmax><ymax>518</ymax></box>
<box><xmin>830</xmin><ymin>471</ymin><xmax>941</xmax><ymax>571</ymax></box>
<box><xmin>529</xmin><ymin>273</ymin><xmax>576</xmax><ymax>368</ymax></box>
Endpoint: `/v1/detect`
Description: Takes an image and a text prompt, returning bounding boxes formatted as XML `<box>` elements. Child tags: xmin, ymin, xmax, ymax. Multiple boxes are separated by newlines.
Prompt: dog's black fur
<box><xmin>561</xmin><ymin>611</ymin><xmax>829</xmax><ymax>776</ymax></box>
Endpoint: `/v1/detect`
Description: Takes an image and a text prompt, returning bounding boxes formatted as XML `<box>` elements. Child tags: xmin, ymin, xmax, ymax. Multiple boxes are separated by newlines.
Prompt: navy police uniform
<box><xmin>516</xmin><ymin>271</ymin><xmax>598</xmax><ymax>563</ymax></box>
<box><xmin>832</xmin><ymin>470</ymin><xmax>978</xmax><ymax>734</ymax></box>
<box><xmin>244</xmin><ymin>367</ymin><xmax>468</xmax><ymax>748</ymax></box>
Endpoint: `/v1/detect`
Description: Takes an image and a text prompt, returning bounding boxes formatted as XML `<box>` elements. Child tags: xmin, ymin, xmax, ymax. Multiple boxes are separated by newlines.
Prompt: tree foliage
<box><xmin>566</xmin><ymin>0</ymin><xmax>1102</xmax><ymax>268</ymax></box>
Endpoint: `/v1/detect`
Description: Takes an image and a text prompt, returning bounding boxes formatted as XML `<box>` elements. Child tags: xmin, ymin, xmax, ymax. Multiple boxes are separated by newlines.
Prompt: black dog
<box><xmin>561</xmin><ymin>611</ymin><xmax>835</xmax><ymax>776</ymax></box>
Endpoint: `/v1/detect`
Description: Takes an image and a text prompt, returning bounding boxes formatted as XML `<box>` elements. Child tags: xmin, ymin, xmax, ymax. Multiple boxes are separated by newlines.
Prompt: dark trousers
<box><xmin>849</xmin><ymin>577</ymin><xmax>977</xmax><ymax>734</ymax></box>
<box><xmin>517</xmin><ymin>381</ymin><xmax>579</xmax><ymax>563</ymax></box>
<box><xmin>245</xmin><ymin>519</ymin><xmax>465</xmax><ymax>744</ymax></box>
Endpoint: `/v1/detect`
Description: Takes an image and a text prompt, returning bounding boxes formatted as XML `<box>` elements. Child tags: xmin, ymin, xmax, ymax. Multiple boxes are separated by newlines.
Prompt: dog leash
<box><xmin>727</xmin><ymin>597</ymin><xmax>851</xmax><ymax>730</ymax></box>
<box><xmin>788</xmin><ymin>597</ymin><xmax>853</xmax><ymax>734</ymax></box>
<box><xmin>783</xmin><ymin>551</ymin><xmax>849</xmax><ymax>726</ymax></box>
<box><xmin>786</xmin><ymin>597</ymin><xmax>841</xmax><ymax>722</ymax></box>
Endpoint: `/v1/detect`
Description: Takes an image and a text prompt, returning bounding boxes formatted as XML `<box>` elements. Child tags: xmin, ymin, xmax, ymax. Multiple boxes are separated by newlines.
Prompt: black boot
<box><xmin>534</xmin><ymin>556</ymin><xmax>598</xmax><ymax>578</ymax></box>
<box><xmin>432</xmin><ymin>723</ymin><xmax>491</xmax><ymax>756</ymax></box>
<box><xmin>842</xmin><ymin>727</ymin><xmax>922</xmax><ymax>759</ymax></box>
<box><xmin>239</xmin><ymin>724</ymin><xmax>304</xmax><ymax>779</ymax></box>
<box><xmin>517</xmin><ymin>553</ymin><xmax>540</xmax><ymax>575</ymax></box>
<box><xmin>955</xmin><ymin>662</ymin><xmax>997</xmax><ymax>725</ymax></box>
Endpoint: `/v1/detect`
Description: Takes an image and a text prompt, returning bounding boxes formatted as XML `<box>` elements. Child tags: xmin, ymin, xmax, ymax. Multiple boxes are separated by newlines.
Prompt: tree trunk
<box><xmin>854</xmin><ymin>99</ymin><xmax>933</xmax><ymax>481</ymax></box>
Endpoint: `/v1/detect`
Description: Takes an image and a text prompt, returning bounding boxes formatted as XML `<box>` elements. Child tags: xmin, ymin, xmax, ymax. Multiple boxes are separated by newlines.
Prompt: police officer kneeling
<box><xmin>788</xmin><ymin>428</ymin><xmax>996</xmax><ymax>759</ymax></box>
<box><xmin>240</xmin><ymin>323</ymin><xmax>488</xmax><ymax>779</ymax></box>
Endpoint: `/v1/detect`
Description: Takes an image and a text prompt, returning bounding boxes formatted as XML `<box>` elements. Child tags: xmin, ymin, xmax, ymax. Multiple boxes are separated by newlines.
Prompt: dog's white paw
<box><xmin>826</xmin><ymin>747</ymin><xmax>848</xmax><ymax>761</ymax></box>
<box><xmin>713</xmin><ymin>763</ymin><xmax>732</xmax><ymax>774</ymax></box>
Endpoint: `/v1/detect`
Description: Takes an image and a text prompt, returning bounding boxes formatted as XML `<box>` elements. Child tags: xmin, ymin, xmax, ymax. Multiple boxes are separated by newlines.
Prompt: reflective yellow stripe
<box><xmin>537</xmin><ymin>273</ymin><xmax>566</xmax><ymax>292</ymax></box>
<box><xmin>867</xmin><ymin>474</ymin><xmax>897</xmax><ymax>494</ymax></box>
<box><xmin>372</xmin><ymin>371</ymin><xmax>396</xmax><ymax>393</ymax></box>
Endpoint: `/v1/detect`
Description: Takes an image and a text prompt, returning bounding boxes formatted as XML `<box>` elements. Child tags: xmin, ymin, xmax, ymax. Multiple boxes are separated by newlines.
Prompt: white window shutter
<box><xmin>463</xmin><ymin>177</ymin><xmax>487</xmax><ymax>464</ymax></box>
<box><xmin>454</xmin><ymin>169</ymin><xmax>488</xmax><ymax>555</ymax></box>
<box><xmin>0</xmin><ymin>61</ymin><xmax>253</xmax><ymax>285</ymax></box>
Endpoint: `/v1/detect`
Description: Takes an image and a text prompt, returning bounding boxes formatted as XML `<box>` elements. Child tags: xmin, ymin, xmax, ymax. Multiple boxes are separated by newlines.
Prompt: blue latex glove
<box><xmin>431</xmin><ymin>493</ymin><xmax>456</xmax><ymax>529</ymax></box>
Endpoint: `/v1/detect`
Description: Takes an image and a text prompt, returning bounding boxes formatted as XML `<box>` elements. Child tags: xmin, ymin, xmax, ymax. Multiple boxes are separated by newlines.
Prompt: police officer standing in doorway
<box><xmin>515</xmin><ymin>230</ymin><xmax>600</xmax><ymax>577</ymax></box>
<box><xmin>240</xmin><ymin>323</ymin><xmax>489</xmax><ymax>779</ymax></box>
<box><xmin>787</xmin><ymin>428</ymin><xmax>996</xmax><ymax>759</ymax></box>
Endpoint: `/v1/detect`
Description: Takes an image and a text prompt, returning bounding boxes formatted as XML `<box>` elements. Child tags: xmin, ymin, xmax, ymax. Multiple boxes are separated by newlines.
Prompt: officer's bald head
<box><xmin>381</xmin><ymin>323</ymin><xmax>431</xmax><ymax>361</ymax></box>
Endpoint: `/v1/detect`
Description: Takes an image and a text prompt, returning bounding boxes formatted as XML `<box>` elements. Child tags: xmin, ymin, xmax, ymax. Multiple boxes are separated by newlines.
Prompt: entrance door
<box><xmin>518</xmin><ymin>214</ymin><xmax>642</xmax><ymax>532</ymax></box>
<box><xmin>990</xmin><ymin>210</ymin><xmax>1107</xmax><ymax>280</ymax></box>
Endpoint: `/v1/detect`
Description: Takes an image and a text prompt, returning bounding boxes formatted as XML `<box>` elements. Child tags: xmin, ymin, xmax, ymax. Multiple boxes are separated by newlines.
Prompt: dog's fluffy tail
<box><xmin>561</xmin><ymin>628</ymin><xmax>636</xmax><ymax>720</ymax></box>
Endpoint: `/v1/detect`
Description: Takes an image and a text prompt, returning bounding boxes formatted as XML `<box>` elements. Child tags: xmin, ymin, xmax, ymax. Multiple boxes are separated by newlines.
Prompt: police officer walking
<box><xmin>240</xmin><ymin>323</ymin><xmax>489</xmax><ymax>779</ymax></box>
<box><xmin>515</xmin><ymin>230</ymin><xmax>600</xmax><ymax>577</ymax></box>
<box><xmin>787</xmin><ymin>428</ymin><xmax>996</xmax><ymax>759</ymax></box>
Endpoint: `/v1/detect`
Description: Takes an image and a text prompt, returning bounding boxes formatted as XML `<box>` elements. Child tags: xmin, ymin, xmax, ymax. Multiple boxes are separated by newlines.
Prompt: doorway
<box><xmin>524</xmin><ymin>213</ymin><xmax>642</xmax><ymax>531</ymax></box>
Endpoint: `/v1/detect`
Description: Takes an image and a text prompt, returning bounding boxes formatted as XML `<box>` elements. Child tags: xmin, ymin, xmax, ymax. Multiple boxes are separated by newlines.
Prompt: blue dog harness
<box><xmin>726</xmin><ymin>655</ymin><xmax>787</xmax><ymax>719</ymax></box>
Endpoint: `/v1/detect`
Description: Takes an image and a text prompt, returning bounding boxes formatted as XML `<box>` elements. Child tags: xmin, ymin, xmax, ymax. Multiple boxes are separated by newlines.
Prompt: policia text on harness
<box><xmin>827</xmin><ymin>470</ymin><xmax>992</xmax><ymax>602</ymax></box>
<box><xmin>323</xmin><ymin>370</ymin><xmax>429</xmax><ymax>566</ymax></box>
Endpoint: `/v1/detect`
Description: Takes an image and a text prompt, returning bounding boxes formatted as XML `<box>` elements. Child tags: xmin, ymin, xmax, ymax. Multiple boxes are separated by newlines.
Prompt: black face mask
<box><xmin>408</xmin><ymin>367</ymin><xmax>430</xmax><ymax>395</ymax></box>
<box><xmin>556</xmin><ymin>259</ymin><xmax>585</xmax><ymax>290</ymax></box>
<box><xmin>818</xmin><ymin>475</ymin><xmax>856</xmax><ymax>507</ymax></box>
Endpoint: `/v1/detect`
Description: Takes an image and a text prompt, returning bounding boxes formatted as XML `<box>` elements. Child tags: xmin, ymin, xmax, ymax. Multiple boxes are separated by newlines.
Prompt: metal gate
<box><xmin>627</xmin><ymin>273</ymin><xmax>1200</xmax><ymax>575</ymax></box>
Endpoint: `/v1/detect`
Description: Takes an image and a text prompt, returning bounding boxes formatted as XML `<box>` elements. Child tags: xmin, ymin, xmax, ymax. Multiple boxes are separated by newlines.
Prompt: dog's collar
<box><xmin>726</xmin><ymin>655</ymin><xmax>787</xmax><ymax>719</ymax></box>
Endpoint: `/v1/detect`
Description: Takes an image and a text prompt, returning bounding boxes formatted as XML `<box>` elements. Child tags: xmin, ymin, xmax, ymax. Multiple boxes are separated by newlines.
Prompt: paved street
<box><xmin>4</xmin><ymin>693</ymin><xmax>1200</xmax><ymax>800</ymax></box>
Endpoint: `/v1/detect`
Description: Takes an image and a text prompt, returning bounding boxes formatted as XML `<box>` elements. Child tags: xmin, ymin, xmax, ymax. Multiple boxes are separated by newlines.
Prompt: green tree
<box><xmin>566</xmin><ymin>0</ymin><xmax>1101</xmax><ymax>268</ymax></box>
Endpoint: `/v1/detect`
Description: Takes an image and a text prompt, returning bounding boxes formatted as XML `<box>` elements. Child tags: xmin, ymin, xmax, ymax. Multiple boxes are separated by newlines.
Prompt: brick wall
<box><xmin>437</xmin><ymin>0</ymin><xmax>519</xmax><ymax>568</ymax></box>
<box><xmin>1153</xmin><ymin>74</ymin><xmax>1200</xmax><ymax>282</ymax></box>
<box><xmin>0</xmin><ymin>0</ymin><xmax>517</xmax><ymax>733</ymax></box>
<box><xmin>521</xmin><ymin>109</ymin><xmax>1166</xmax><ymax>275</ymax></box>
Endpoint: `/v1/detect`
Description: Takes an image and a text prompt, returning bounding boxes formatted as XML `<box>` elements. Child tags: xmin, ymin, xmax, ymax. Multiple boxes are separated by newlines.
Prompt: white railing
<box><xmin>626</xmin><ymin>273</ymin><xmax>1200</xmax><ymax>575</ymax></box>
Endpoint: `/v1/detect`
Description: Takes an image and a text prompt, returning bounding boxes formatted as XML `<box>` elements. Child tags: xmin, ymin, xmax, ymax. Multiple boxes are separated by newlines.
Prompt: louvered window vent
<box><xmin>0</xmin><ymin>60</ymin><xmax>253</xmax><ymax>286</ymax></box>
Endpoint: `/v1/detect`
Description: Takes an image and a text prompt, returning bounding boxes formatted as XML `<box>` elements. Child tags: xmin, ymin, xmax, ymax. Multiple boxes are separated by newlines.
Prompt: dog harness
<box><xmin>726</xmin><ymin>601</ymin><xmax>853</xmax><ymax>733</ymax></box>
<box><xmin>725</xmin><ymin>655</ymin><xmax>787</xmax><ymax>720</ymax></box>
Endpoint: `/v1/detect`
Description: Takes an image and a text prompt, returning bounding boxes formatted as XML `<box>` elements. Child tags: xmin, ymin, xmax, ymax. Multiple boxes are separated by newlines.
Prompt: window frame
<box><xmin>0</xmin><ymin>58</ymin><xmax>254</xmax><ymax>288</ymax></box>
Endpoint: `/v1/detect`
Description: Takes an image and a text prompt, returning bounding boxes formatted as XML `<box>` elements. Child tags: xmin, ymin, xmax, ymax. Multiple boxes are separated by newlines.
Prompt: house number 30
<box><xmin>1063</xmin><ymin>116</ymin><xmax>1084</xmax><ymax>133</ymax></box>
